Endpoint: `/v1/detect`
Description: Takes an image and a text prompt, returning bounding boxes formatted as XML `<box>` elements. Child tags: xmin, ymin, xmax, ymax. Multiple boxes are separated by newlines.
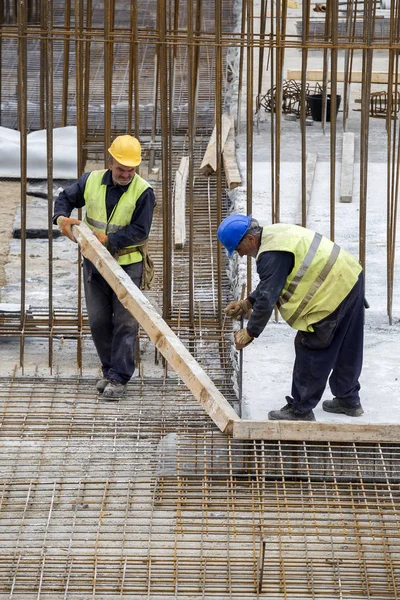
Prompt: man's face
<box><xmin>111</xmin><ymin>159</ymin><xmax>136</xmax><ymax>185</ymax></box>
<box><xmin>235</xmin><ymin>234</ymin><xmax>258</xmax><ymax>258</ymax></box>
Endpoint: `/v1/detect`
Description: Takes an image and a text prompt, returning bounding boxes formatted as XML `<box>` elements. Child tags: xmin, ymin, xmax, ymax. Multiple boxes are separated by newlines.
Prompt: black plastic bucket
<box><xmin>307</xmin><ymin>94</ymin><xmax>341</xmax><ymax>122</ymax></box>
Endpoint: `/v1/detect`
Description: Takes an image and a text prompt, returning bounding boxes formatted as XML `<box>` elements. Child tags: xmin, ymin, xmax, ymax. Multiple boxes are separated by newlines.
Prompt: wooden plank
<box><xmin>72</xmin><ymin>222</ymin><xmax>240</xmax><ymax>434</ymax></box>
<box><xmin>200</xmin><ymin>113</ymin><xmax>232</xmax><ymax>175</ymax></box>
<box><xmin>222</xmin><ymin>116</ymin><xmax>242</xmax><ymax>191</ymax></box>
<box><xmin>233</xmin><ymin>419</ymin><xmax>400</xmax><ymax>442</ymax></box>
<box><xmin>296</xmin><ymin>152</ymin><xmax>317</xmax><ymax>225</ymax></box>
<box><xmin>174</xmin><ymin>156</ymin><xmax>189</xmax><ymax>248</ymax></box>
<box><xmin>340</xmin><ymin>132</ymin><xmax>355</xmax><ymax>203</ymax></box>
<box><xmin>287</xmin><ymin>69</ymin><xmax>390</xmax><ymax>84</ymax></box>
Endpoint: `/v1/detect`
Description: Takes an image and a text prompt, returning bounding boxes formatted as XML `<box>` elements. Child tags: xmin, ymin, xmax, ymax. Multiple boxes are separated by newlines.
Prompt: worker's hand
<box><xmin>234</xmin><ymin>328</ymin><xmax>254</xmax><ymax>350</ymax></box>
<box><xmin>57</xmin><ymin>216</ymin><xmax>80</xmax><ymax>242</ymax></box>
<box><xmin>224</xmin><ymin>298</ymin><xmax>252</xmax><ymax>320</ymax></box>
<box><xmin>92</xmin><ymin>231</ymin><xmax>109</xmax><ymax>248</ymax></box>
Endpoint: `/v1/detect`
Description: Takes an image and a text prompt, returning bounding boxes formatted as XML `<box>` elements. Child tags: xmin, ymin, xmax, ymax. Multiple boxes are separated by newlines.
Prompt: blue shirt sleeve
<box><xmin>53</xmin><ymin>172</ymin><xmax>90</xmax><ymax>223</ymax></box>
<box><xmin>246</xmin><ymin>250</ymin><xmax>294</xmax><ymax>338</ymax></box>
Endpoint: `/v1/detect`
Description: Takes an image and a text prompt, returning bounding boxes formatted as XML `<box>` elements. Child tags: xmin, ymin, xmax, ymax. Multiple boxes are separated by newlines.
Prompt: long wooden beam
<box><xmin>73</xmin><ymin>222</ymin><xmax>240</xmax><ymax>434</ymax></box>
<box><xmin>233</xmin><ymin>420</ymin><xmax>400</xmax><ymax>442</ymax></box>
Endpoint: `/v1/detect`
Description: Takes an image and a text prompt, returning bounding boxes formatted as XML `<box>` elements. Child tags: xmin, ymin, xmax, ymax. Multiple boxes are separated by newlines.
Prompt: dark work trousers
<box><xmin>83</xmin><ymin>258</ymin><xmax>143</xmax><ymax>384</ymax></box>
<box><xmin>291</xmin><ymin>272</ymin><xmax>364</xmax><ymax>413</ymax></box>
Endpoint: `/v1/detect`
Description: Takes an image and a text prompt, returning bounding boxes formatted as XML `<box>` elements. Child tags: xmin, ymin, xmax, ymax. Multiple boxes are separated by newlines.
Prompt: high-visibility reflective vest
<box><xmin>83</xmin><ymin>170</ymin><xmax>151</xmax><ymax>266</ymax></box>
<box><xmin>256</xmin><ymin>223</ymin><xmax>362</xmax><ymax>331</ymax></box>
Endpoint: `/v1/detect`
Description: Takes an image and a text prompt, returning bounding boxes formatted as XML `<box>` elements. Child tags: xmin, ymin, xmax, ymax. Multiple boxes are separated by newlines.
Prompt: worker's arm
<box><xmin>107</xmin><ymin>187</ymin><xmax>156</xmax><ymax>255</ymax></box>
<box><xmin>52</xmin><ymin>172</ymin><xmax>90</xmax><ymax>223</ymax></box>
<box><xmin>246</xmin><ymin>251</ymin><xmax>293</xmax><ymax>338</ymax></box>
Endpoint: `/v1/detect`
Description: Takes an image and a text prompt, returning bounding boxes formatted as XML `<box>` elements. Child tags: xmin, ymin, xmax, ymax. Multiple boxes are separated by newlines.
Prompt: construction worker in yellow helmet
<box><xmin>53</xmin><ymin>135</ymin><xmax>156</xmax><ymax>399</ymax></box>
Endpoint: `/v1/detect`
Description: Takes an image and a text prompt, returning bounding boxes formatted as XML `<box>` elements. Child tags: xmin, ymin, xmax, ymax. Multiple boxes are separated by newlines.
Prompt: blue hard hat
<box><xmin>217</xmin><ymin>214</ymin><xmax>252</xmax><ymax>257</ymax></box>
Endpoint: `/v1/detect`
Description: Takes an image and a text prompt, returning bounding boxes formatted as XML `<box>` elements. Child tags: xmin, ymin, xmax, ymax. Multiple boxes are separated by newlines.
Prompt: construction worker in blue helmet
<box><xmin>217</xmin><ymin>214</ymin><xmax>365</xmax><ymax>421</ymax></box>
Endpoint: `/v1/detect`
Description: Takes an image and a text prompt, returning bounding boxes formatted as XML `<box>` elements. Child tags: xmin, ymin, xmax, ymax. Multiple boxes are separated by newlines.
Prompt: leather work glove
<box><xmin>92</xmin><ymin>231</ymin><xmax>109</xmax><ymax>248</ymax></box>
<box><xmin>234</xmin><ymin>328</ymin><xmax>254</xmax><ymax>350</ymax></box>
<box><xmin>57</xmin><ymin>216</ymin><xmax>80</xmax><ymax>242</ymax></box>
<box><xmin>224</xmin><ymin>298</ymin><xmax>252</xmax><ymax>320</ymax></box>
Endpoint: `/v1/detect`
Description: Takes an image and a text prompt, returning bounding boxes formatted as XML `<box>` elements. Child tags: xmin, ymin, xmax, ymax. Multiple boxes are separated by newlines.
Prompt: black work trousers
<box><xmin>291</xmin><ymin>272</ymin><xmax>364</xmax><ymax>413</ymax></box>
<box><xmin>83</xmin><ymin>258</ymin><xmax>143</xmax><ymax>384</ymax></box>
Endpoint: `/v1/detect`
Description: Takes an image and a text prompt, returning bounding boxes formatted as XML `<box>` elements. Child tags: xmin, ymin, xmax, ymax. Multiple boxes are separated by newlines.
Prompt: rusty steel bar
<box><xmin>82</xmin><ymin>0</ymin><xmax>92</xmax><ymax>163</ymax></box>
<box><xmin>187</xmin><ymin>0</ymin><xmax>195</xmax><ymax>325</ymax></box>
<box><xmin>61</xmin><ymin>0</ymin><xmax>71</xmax><ymax>127</ymax></box>
<box><xmin>45</xmin><ymin>0</ymin><xmax>54</xmax><ymax>370</ymax></box>
<box><xmin>359</xmin><ymin>0</ymin><xmax>375</xmax><ymax>270</ymax></box>
<box><xmin>299</xmin><ymin>0</ymin><xmax>310</xmax><ymax>227</ymax></box>
<box><xmin>387</xmin><ymin>0</ymin><xmax>400</xmax><ymax>324</ymax></box>
<box><xmin>236</xmin><ymin>0</ymin><xmax>246</xmax><ymax>135</ymax></box>
<box><xmin>159</xmin><ymin>0</ymin><xmax>172</xmax><ymax>321</ymax></box>
<box><xmin>215</xmin><ymin>0</ymin><xmax>223</xmax><ymax>325</ymax></box>
<box><xmin>127</xmin><ymin>1</ymin><xmax>136</xmax><ymax>136</ymax></box>
<box><xmin>103</xmin><ymin>0</ymin><xmax>114</xmax><ymax>161</ymax></box>
<box><xmin>246</xmin><ymin>0</ymin><xmax>253</xmax><ymax>296</ymax></box>
<box><xmin>75</xmin><ymin>0</ymin><xmax>85</xmax><ymax>372</ymax></box>
<box><xmin>329</xmin><ymin>0</ymin><xmax>338</xmax><ymax>241</ymax></box>
<box><xmin>39</xmin><ymin>0</ymin><xmax>46</xmax><ymax>130</ymax></box>
<box><xmin>17</xmin><ymin>0</ymin><xmax>27</xmax><ymax>369</ymax></box>
<box><xmin>269</xmin><ymin>0</ymin><xmax>276</xmax><ymax>224</ymax></box>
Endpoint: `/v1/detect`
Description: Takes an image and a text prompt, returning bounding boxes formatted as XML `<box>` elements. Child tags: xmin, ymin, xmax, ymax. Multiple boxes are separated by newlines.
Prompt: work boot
<box><xmin>101</xmin><ymin>379</ymin><xmax>127</xmax><ymax>400</ymax></box>
<box><xmin>268</xmin><ymin>402</ymin><xmax>316</xmax><ymax>421</ymax></box>
<box><xmin>322</xmin><ymin>397</ymin><xmax>364</xmax><ymax>417</ymax></box>
<box><xmin>96</xmin><ymin>378</ymin><xmax>110</xmax><ymax>393</ymax></box>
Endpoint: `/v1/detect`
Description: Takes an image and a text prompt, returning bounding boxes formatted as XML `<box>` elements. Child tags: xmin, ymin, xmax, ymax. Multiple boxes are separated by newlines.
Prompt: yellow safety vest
<box><xmin>83</xmin><ymin>170</ymin><xmax>151</xmax><ymax>266</ymax></box>
<box><xmin>257</xmin><ymin>224</ymin><xmax>362</xmax><ymax>332</ymax></box>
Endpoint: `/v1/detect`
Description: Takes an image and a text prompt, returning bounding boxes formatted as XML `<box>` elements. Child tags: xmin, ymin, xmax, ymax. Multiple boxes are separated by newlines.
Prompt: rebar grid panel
<box><xmin>0</xmin><ymin>380</ymin><xmax>399</xmax><ymax>597</ymax></box>
<box><xmin>0</xmin><ymin>1</ymin><xmax>234</xmax><ymax>136</ymax></box>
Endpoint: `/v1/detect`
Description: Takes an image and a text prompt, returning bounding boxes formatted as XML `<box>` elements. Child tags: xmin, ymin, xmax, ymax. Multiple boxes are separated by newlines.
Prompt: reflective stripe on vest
<box><xmin>257</xmin><ymin>223</ymin><xmax>362</xmax><ymax>331</ymax></box>
<box><xmin>83</xmin><ymin>170</ymin><xmax>151</xmax><ymax>265</ymax></box>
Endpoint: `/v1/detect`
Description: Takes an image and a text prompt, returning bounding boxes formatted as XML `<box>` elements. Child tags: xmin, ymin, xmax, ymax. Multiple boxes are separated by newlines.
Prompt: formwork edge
<box><xmin>232</xmin><ymin>419</ymin><xmax>400</xmax><ymax>442</ymax></box>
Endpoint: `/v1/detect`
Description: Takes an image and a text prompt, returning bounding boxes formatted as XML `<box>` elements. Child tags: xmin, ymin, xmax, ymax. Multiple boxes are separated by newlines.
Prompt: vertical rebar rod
<box><xmin>256</xmin><ymin>0</ymin><xmax>267</xmax><ymax>120</ymax></box>
<box><xmin>46</xmin><ymin>0</ymin><xmax>54</xmax><ymax>370</ymax></box>
<box><xmin>75</xmin><ymin>0</ymin><xmax>85</xmax><ymax>371</ymax></box>
<box><xmin>270</xmin><ymin>0</ymin><xmax>276</xmax><ymax>224</ymax></box>
<box><xmin>342</xmin><ymin>0</ymin><xmax>354</xmax><ymax>132</ymax></box>
<box><xmin>61</xmin><ymin>0</ymin><xmax>71</xmax><ymax>127</ymax></box>
<box><xmin>187</xmin><ymin>0</ymin><xmax>195</xmax><ymax>324</ymax></box>
<box><xmin>236</xmin><ymin>0</ymin><xmax>247</xmax><ymax>135</ymax></box>
<box><xmin>127</xmin><ymin>1</ymin><xmax>136</xmax><ymax>136</ymax></box>
<box><xmin>387</xmin><ymin>0</ymin><xmax>400</xmax><ymax>324</ymax></box>
<box><xmin>359</xmin><ymin>0</ymin><xmax>374</xmax><ymax>269</ymax></box>
<box><xmin>171</xmin><ymin>0</ymin><xmax>180</xmax><ymax>137</ymax></box>
<box><xmin>104</xmin><ymin>0</ymin><xmax>114</xmax><ymax>158</ymax></box>
<box><xmin>329</xmin><ymin>0</ymin><xmax>338</xmax><ymax>241</ymax></box>
<box><xmin>300</xmin><ymin>0</ymin><xmax>310</xmax><ymax>226</ymax></box>
<box><xmin>160</xmin><ymin>0</ymin><xmax>172</xmax><ymax>320</ymax></box>
<box><xmin>321</xmin><ymin>0</ymin><xmax>331</xmax><ymax>136</ymax></box>
<box><xmin>39</xmin><ymin>0</ymin><xmax>46</xmax><ymax>130</ymax></box>
<box><xmin>215</xmin><ymin>0</ymin><xmax>223</xmax><ymax>325</ymax></box>
<box><xmin>274</xmin><ymin>0</ymin><xmax>286</xmax><ymax>224</ymax></box>
<box><xmin>246</xmin><ymin>0</ymin><xmax>253</xmax><ymax>296</ymax></box>
<box><xmin>17</xmin><ymin>0</ymin><xmax>27</xmax><ymax>369</ymax></box>
<box><xmin>83</xmin><ymin>0</ymin><xmax>92</xmax><ymax>160</ymax></box>
<box><xmin>149</xmin><ymin>7</ymin><xmax>160</xmax><ymax>171</ymax></box>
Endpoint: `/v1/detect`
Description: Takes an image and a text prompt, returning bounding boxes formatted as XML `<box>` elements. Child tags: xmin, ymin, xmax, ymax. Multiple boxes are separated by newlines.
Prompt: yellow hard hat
<box><xmin>108</xmin><ymin>135</ymin><xmax>142</xmax><ymax>167</ymax></box>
